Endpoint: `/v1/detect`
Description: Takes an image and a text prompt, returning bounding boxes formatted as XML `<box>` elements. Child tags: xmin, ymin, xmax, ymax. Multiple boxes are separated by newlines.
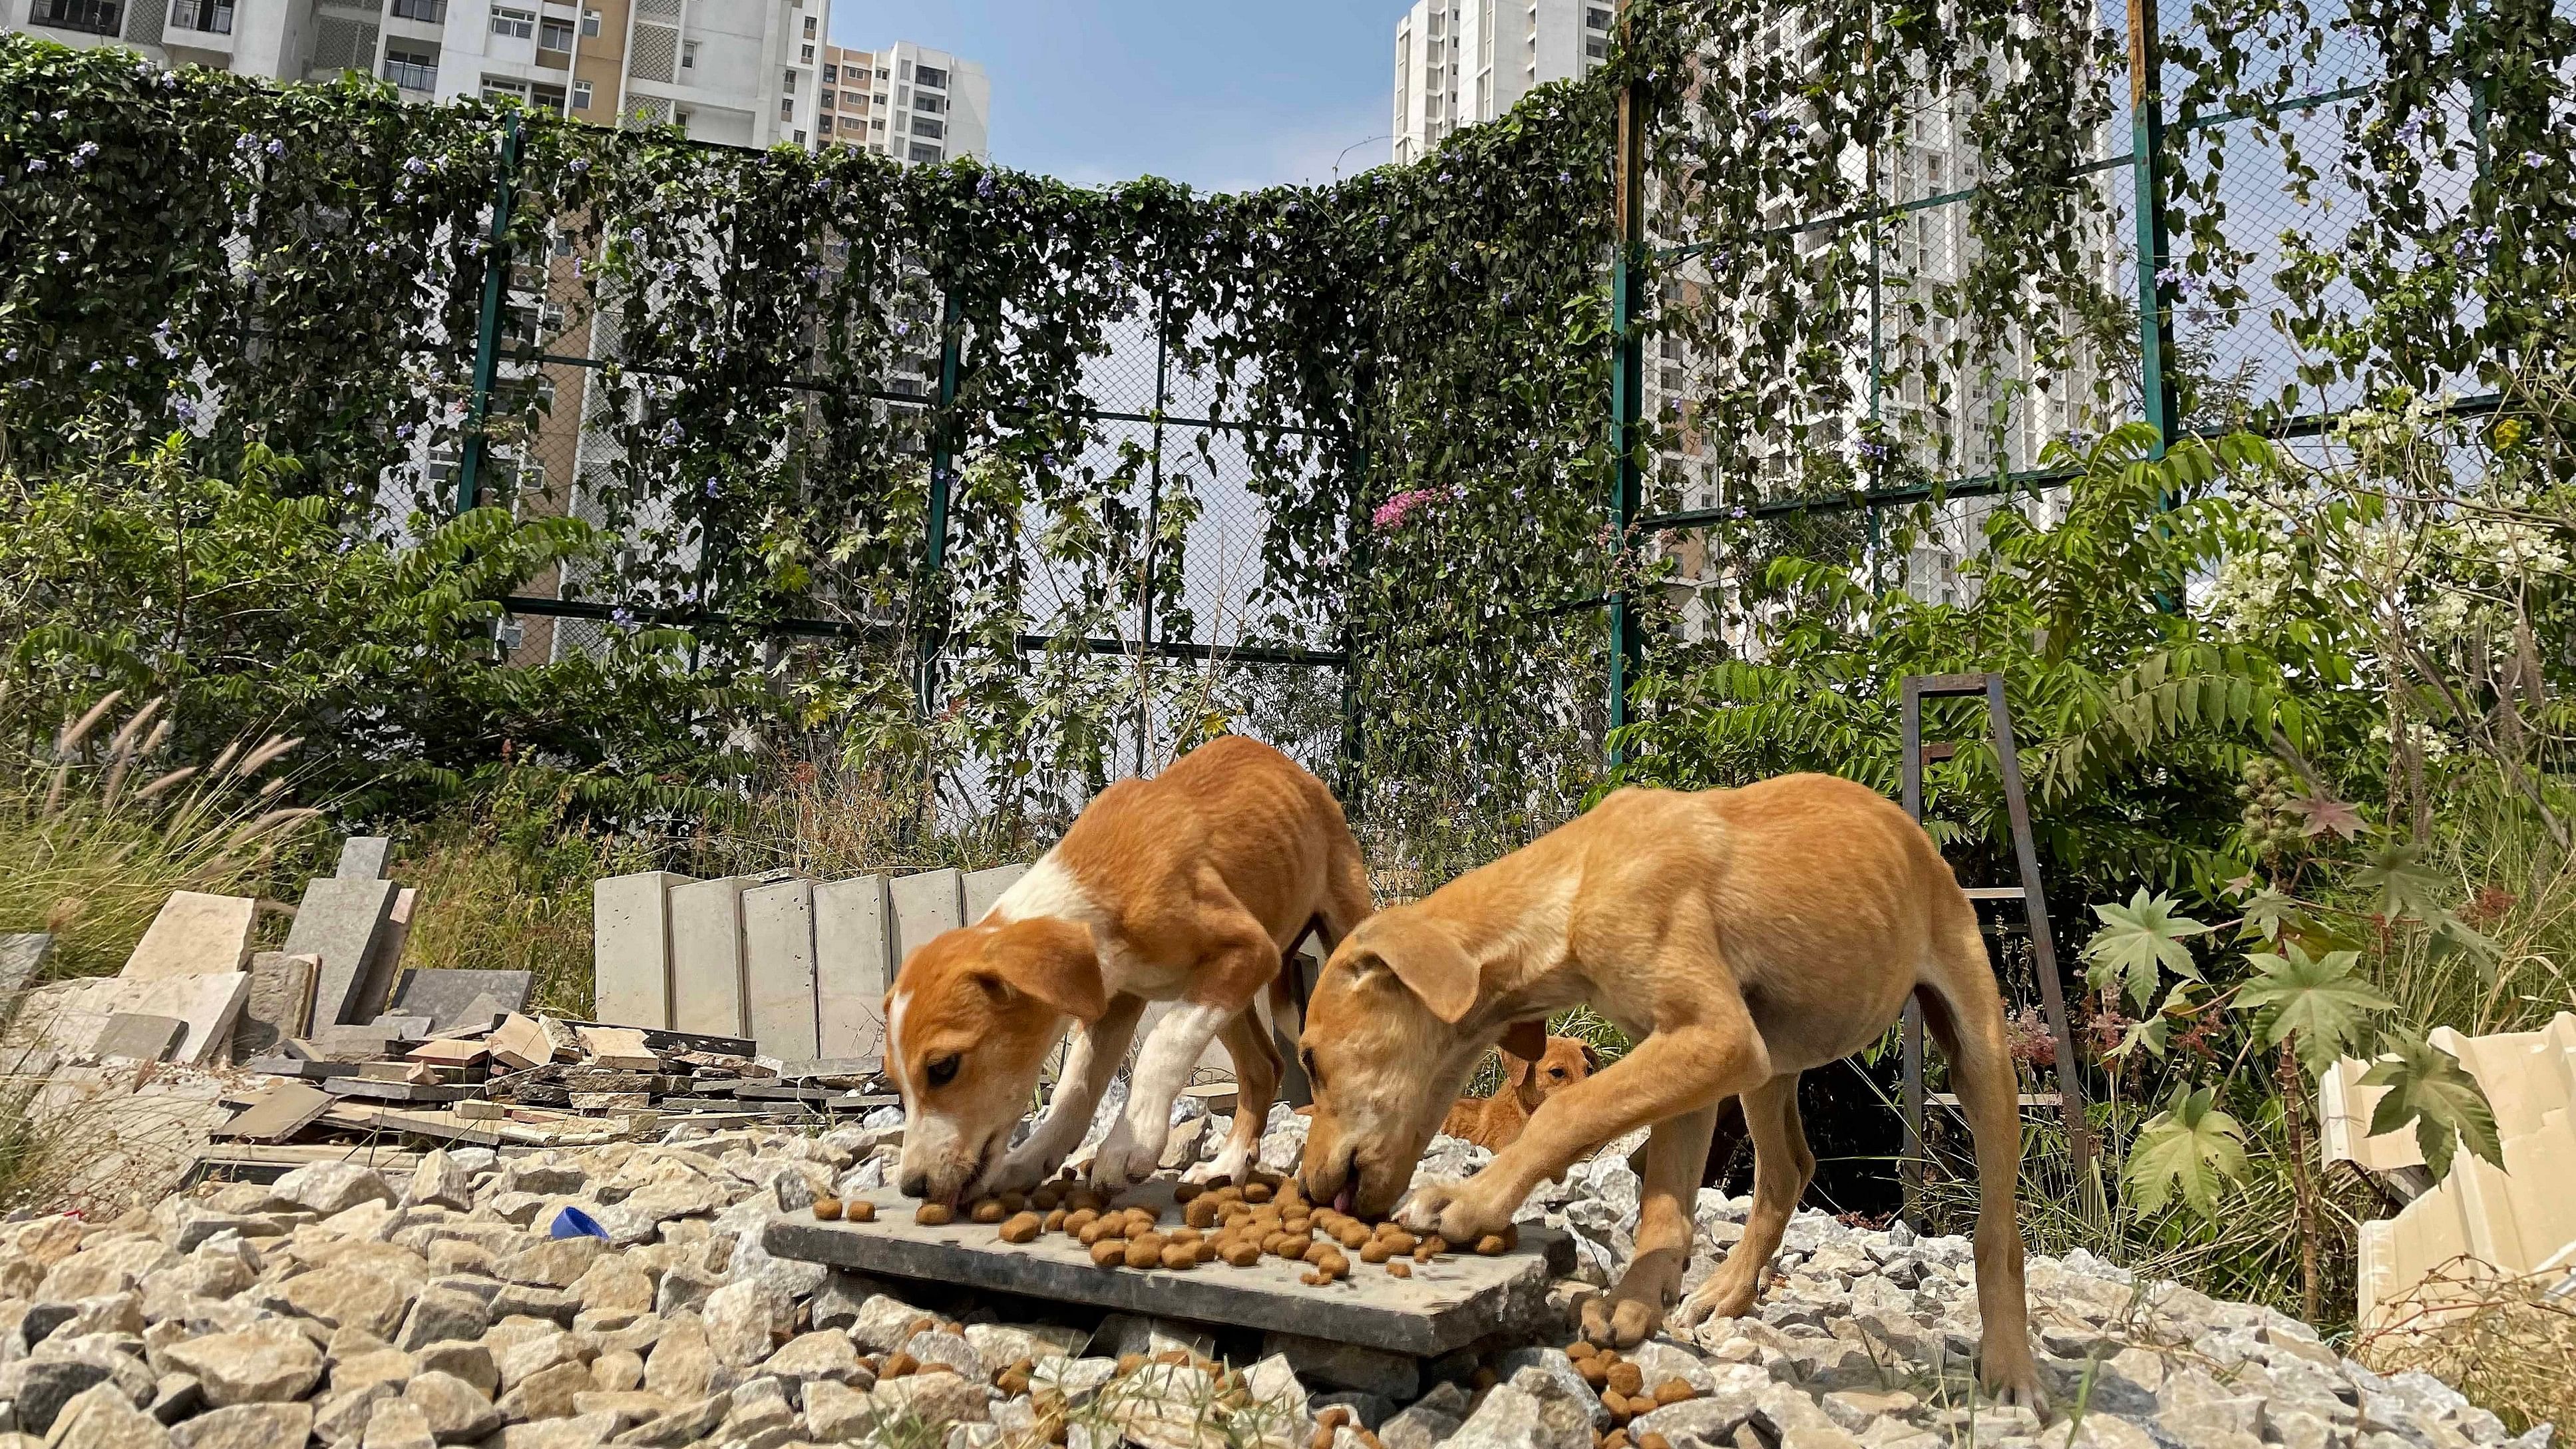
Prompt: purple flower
<box><xmin>267</xmin><ymin>138</ymin><xmax>285</xmax><ymax>157</ymax></box>
<box><xmin>611</xmin><ymin>606</ymin><xmax>636</xmax><ymax>625</ymax></box>
<box><xmin>3</xmin><ymin>349</ymin><xmax>16</xmax><ymax>362</ymax></box>
<box><xmin>89</xmin><ymin>360</ymin><xmax>104</xmax><ymax>372</ymax></box>
<box><xmin>2460</xmin><ymin>224</ymin><xmax>2497</xmax><ymax>252</ymax></box>
<box><xmin>569</xmin><ymin>158</ymin><xmax>590</xmax><ymax>174</ymax></box>
<box><xmin>405</xmin><ymin>157</ymin><xmax>428</xmax><ymax>175</ymax></box>
<box><xmin>25</xmin><ymin>158</ymin><xmax>46</xmax><ymax>174</ymax></box>
<box><xmin>69</xmin><ymin>141</ymin><xmax>98</xmax><ymax>169</ymax></box>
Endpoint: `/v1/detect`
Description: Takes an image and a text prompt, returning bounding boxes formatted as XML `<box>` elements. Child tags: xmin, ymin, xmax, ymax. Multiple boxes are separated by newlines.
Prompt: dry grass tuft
<box><xmin>2358</xmin><ymin>1262</ymin><xmax>2576</xmax><ymax>1434</ymax></box>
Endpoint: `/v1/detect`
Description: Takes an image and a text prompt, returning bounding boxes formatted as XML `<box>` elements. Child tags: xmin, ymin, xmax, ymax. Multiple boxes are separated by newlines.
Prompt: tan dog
<box><xmin>888</xmin><ymin>735</ymin><xmax>1372</xmax><ymax>1204</ymax></box>
<box><xmin>1439</xmin><ymin>1035</ymin><xmax>1595</xmax><ymax>1150</ymax></box>
<box><xmin>1294</xmin><ymin>774</ymin><xmax>2046</xmax><ymax>1408</ymax></box>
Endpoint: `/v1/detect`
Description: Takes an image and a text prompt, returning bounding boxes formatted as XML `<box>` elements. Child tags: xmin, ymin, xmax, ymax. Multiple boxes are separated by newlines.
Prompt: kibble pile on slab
<box><xmin>811</xmin><ymin>1171</ymin><xmax>1517</xmax><ymax>1287</ymax></box>
<box><xmin>0</xmin><ymin>1115</ymin><xmax>2537</xmax><ymax>1449</ymax></box>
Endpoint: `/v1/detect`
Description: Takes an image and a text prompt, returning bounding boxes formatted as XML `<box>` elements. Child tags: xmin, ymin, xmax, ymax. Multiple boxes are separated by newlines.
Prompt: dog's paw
<box><xmin>1671</xmin><ymin>1274</ymin><xmax>1757</xmax><ymax>1333</ymax></box>
<box><xmin>1394</xmin><ymin>1182</ymin><xmax>1510</xmax><ymax>1244</ymax></box>
<box><xmin>1086</xmin><ymin>1118</ymin><xmax>1165</xmax><ymax>1190</ymax></box>
<box><xmin>1580</xmin><ymin>1293</ymin><xmax>1665</xmax><ymax>1350</ymax></box>
<box><xmin>984</xmin><ymin>1145</ymin><xmax>1060</xmax><ymax>1197</ymax></box>
<box><xmin>1187</xmin><ymin>1141</ymin><xmax>1252</xmax><ymax>1186</ymax></box>
<box><xmin>1980</xmin><ymin>1343</ymin><xmax>2051</xmax><ymax>1417</ymax></box>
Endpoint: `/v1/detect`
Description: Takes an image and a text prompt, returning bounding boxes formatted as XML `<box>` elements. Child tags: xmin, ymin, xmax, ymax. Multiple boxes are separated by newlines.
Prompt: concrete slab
<box><xmin>281</xmin><ymin>877</ymin><xmax>401</xmax><ymax>1028</ymax></box>
<box><xmin>393</xmin><ymin>970</ymin><xmax>533</xmax><ymax>1031</ymax></box>
<box><xmin>813</xmin><ymin>875</ymin><xmax>890</xmax><ymax>1060</ymax></box>
<box><xmin>234</xmin><ymin>952</ymin><xmax>317</xmax><ymax>1062</ymax></box>
<box><xmin>120</xmin><ymin>891</ymin><xmax>256</xmax><ymax>979</ymax></box>
<box><xmin>763</xmin><ymin>1179</ymin><xmax>1571</xmax><ymax>1356</ymax></box>
<box><xmin>13</xmin><ymin>973</ymin><xmax>249</xmax><ymax>1066</ymax></box>
<box><xmin>668</xmin><ymin>877</ymin><xmax>756</xmax><ymax>1038</ymax></box>
<box><xmin>92</xmin><ymin>1014</ymin><xmax>188</xmax><ymax>1062</ymax></box>
<box><xmin>963</xmin><ymin>863</ymin><xmax>1029</xmax><ymax>923</ymax></box>
<box><xmin>742</xmin><ymin>878</ymin><xmax>819</xmax><ymax>1060</ymax></box>
<box><xmin>336</xmin><ymin>837</ymin><xmax>393</xmax><ymax>879</ymax></box>
<box><xmin>592</xmin><ymin>871</ymin><xmax>691</xmax><ymax>1030</ymax></box>
<box><xmin>887</xmin><ymin>869</ymin><xmax>964</xmax><ymax>971</ymax></box>
<box><xmin>346</xmin><ymin>887</ymin><xmax>417</xmax><ymax>1025</ymax></box>
<box><xmin>219</xmin><ymin>1082</ymin><xmax>334</xmax><ymax>1142</ymax></box>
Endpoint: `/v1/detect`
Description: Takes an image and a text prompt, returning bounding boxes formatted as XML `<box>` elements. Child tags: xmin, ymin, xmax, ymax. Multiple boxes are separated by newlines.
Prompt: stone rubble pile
<box><xmin>0</xmin><ymin>1112</ymin><xmax>2544</xmax><ymax>1449</ymax></box>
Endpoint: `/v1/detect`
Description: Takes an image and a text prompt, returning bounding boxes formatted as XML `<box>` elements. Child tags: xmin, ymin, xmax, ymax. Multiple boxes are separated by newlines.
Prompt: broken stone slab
<box><xmin>0</xmin><ymin>931</ymin><xmax>51</xmax><ymax>1002</ymax></box>
<box><xmin>337</xmin><ymin>837</ymin><xmax>393</xmax><ymax>879</ymax></box>
<box><xmin>348</xmin><ymin>887</ymin><xmax>417</xmax><ymax>1029</ymax></box>
<box><xmin>15</xmin><ymin>972</ymin><xmax>249</xmax><ymax>1066</ymax></box>
<box><xmin>281</xmin><ymin>877</ymin><xmax>401</xmax><ymax>1028</ymax></box>
<box><xmin>91</xmin><ymin>1013</ymin><xmax>188</xmax><ymax>1063</ymax></box>
<box><xmin>391</xmin><ymin>970</ymin><xmax>532</xmax><ymax>1033</ymax></box>
<box><xmin>764</xmin><ymin>1179</ymin><xmax>1572</xmax><ymax>1356</ymax></box>
<box><xmin>218</xmin><ymin>1082</ymin><xmax>335</xmax><ymax>1143</ymax></box>
<box><xmin>233</xmin><ymin>953</ymin><xmax>318</xmax><ymax>1062</ymax></box>
<box><xmin>120</xmin><ymin>891</ymin><xmax>256</xmax><ymax>980</ymax></box>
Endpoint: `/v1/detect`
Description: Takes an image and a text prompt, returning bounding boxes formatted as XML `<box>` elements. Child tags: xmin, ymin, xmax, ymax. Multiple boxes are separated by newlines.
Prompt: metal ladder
<box><xmin>1899</xmin><ymin>673</ymin><xmax>2092</xmax><ymax>1208</ymax></box>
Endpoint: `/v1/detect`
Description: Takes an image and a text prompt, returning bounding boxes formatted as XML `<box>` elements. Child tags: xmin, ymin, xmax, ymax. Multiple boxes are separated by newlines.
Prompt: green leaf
<box><xmin>2082</xmin><ymin>889</ymin><xmax>2209</xmax><ymax>1010</ymax></box>
<box><xmin>2360</xmin><ymin>1033</ymin><xmax>2505</xmax><ymax>1181</ymax></box>
<box><xmin>2426</xmin><ymin>911</ymin><xmax>2500</xmax><ymax>978</ymax></box>
<box><xmin>2236</xmin><ymin>887</ymin><xmax>2299</xmax><ymax>943</ymax></box>
<box><xmin>2353</xmin><ymin>844</ymin><xmax>2446</xmax><ymax>921</ymax></box>
<box><xmin>2125</xmin><ymin>1086</ymin><xmax>2249</xmax><ymax>1217</ymax></box>
<box><xmin>2238</xmin><ymin>943</ymin><xmax>2393</xmax><ymax>1078</ymax></box>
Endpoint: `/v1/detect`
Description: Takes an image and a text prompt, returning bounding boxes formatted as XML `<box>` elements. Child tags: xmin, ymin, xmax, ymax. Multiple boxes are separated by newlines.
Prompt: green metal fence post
<box><xmin>1136</xmin><ymin>287</ymin><xmax>1170</xmax><ymax>777</ymax></box>
<box><xmin>456</xmin><ymin>111</ymin><xmax>522</xmax><ymax>515</ymax></box>
<box><xmin>2127</xmin><ymin>0</ymin><xmax>2179</xmax><ymax>457</ymax></box>
<box><xmin>918</xmin><ymin>288</ymin><xmax>964</xmax><ymax>722</ymax></box>
<box><xmin>1338</xmin><ymin>358</ymin><xmax>1375</xmax><ymax>819</ymax></box>
<box><xmin>1605</xmin><ymin>0</ymin><xmax>1646</xmax><ymax>767</ymax></box>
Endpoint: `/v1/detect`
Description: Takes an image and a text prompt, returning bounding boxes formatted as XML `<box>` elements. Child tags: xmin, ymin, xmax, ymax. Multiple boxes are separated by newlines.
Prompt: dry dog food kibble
<box><xmin>844</xmin><ymin>1199</ymin><xmax>876</xmax><ymax>1223</ymax></box>
<box><xmin>1090</xmin><ymin>1239</ymin><xmax>1127</xmax><ymax>1267</ymax></box>
<box><xmin>1654</xmin><ymin>1379</ymin><xmax>1696</xmax><ymax>1406</ymax></box>
<box><xmin>1385</xmin><ymin>1259</ymin><xmax>1411</xmax><ymax>1278</ymax></box>
<box><xmin>811</xmin><ymin>1197</ymin><xmax>842</xmax><ymax>1221</ymax></box>
<box><xmin>914</xmin><ymin>1202</ymin><xmax>955</xmax><ymax>1226</ymax></box>
<box><xmin>969</xmin><ymin>1197</ymin><xmax>1008</xmax><ymax>1224</ymax></box>
<box><xmin>998</xmin><ymin>1211</ymin><xmax>1043</xmax><ymax>1243</ymax></box>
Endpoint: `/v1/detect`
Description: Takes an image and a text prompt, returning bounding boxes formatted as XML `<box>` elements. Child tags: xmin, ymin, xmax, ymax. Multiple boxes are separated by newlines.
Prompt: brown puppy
<box><xmin>1439</xmin><ymin>1035</ymin><xmax>1595</xmax><ymax>1151</ymax></box>
<box><xmin>888</xmin><ymin>735</ymin><xmax>1372</xmax><ymax>1204</ymax></box>
<box><xmin>1294</xmin><ymin>774</ymin><xmax>2046</xmax><ymax>1408</ymax></box>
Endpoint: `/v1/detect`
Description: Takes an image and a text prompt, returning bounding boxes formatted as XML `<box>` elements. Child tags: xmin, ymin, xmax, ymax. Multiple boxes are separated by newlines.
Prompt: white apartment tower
<box><xmin>813</xmin><ymin>39</ymin><xmax>989</xmax><ymax>162</ymax></box>
<box><xmin>1392</xmin><ymin>0</ymin><xmax>1614</xmax><ymax>164</ymax></box>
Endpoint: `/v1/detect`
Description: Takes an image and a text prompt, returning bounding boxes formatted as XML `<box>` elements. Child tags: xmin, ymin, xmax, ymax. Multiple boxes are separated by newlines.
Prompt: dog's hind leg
<box><xmin>1673</xmin><ymin>1072</ymin><xmax>1811</xmax><ymax>1331</ymax></box>
<box><xmin>1193</xmin><ymin>1006</ymin><xmax>1282</xmax><ymax>1184</ymax></box>
<box><xmin>1583</xmin><ymin>1099</ymin><xmax>1720</xmax><ymax>1347</ymax></box>
<box><xmin>1918</xmin><ymin>913</ymin><xmax>2048</xmax><ymax>1411</ymax></box>
<box><xmin>988</xmin><ymin>992</ymin><xmax>1146</xmax><ymax>1194</ymax></box>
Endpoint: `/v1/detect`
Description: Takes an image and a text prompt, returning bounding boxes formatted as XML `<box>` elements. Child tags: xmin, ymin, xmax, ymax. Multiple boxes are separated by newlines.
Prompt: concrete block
<box><xmin>668</xmin><ymin>877</ymin><xmax>756</xmax><ymax>1038</ymax></box>
<box><xmin>17</xmin><ymin>973</ymin><xmax>249</xmax><ymax>1066</ymax></box>
<box><xmin>741</xmin><ymin>878</ymin><xmax>819</xmax><ymax>1060</ymax></box>
<box><xmin>120</xmin><ymin>891</ymin><xmax>256</xmax><ymax>979</ymax></box>
<box><xmin>281</xmin><ymin>877</ymin><xmax>401</xmax><ymax>1028</ymax></box>
<box><xmin>962</xmin><ymin>863</ymin><xmax>1029</xmax><ymax>924</ymax></box>
<box><xmin>92</xmin><ymin>1013</ymin><xmax>187</xmax><ymax>1062</ymax></box>
<box><xmin>886</xmin><ymin>869</ymin><xmax>963</xmax><ymax>972</ymax></box>
<box><xmin>0</xmin><ymin>934</ymin><xmax>50</xmax><ymax>1001</ymax></box>
<box><xmin>813</xmin><ymin>876</ymin><xmax>890</xmax><ymax>1060</ymax></box>
<box><xmin>592</xmin><ymin>873</ymin><xmax>690</xmax><ymax>1030</ymax></box>
<box><xmin>233</xmin><ymin>952</ymin><xmax>317</xmax><ymax>1062</ymax></box>
<box><xmin>336</xmin><ymin>837</ymin><xmax>393</xmax><ymax>879</ymax></box>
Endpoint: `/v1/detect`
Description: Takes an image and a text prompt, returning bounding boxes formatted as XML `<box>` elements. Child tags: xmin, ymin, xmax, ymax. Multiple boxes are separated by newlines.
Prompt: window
<box><xmin>549</xmin><ymin>228</ymin><xmax>574</xmax><ymax>256</ymax></box>
<box><xmin>1586</xmin><ymin>5</ymin><xmax>1612</xmax><ymax>27</ymax></box>
<box><xmin>908</xmin><ymin>142</ymin><xmax>941</xmax><ymax>162</ymax></box>
<box><xmin>802</xmin><ymin>13</ymin><xmax>815</xmax><ymax>34</ymax></box>
<box><xmin>819</xmin><ymin>114</ymin><xmax>832</xmax><ymax>132</ymax></box>
<box><xmin>823</xmin><ymin>63</ymin><xmax>836</xmax><ymax>82</ymax></box>
<box><xmin>912</xmin><ymin>116</ymin><xmax>944</xmax><ymax>139</ymax></box>
<box><xmin>579</xmin><ymin>6</ymin><xmax>599</xmax><ymax>35</ymax></box>
<box><xmin>780</xmin><ymin>98</ymin><xmax>794</xmax><ymax>118</ymax></box>
<box><xmin>389</xmin><ymin>0</ymin><xmax>443</xmax><ymax>20</ymax></box>
<box><xmin>801</xmin><ymin>44</ymin><xmax>814</xmax><ymax>62</ymax></box>
<box><xmin>168</xmin><ymin>0</ymin><xmax>232</xmax><ymax>33</ymax></box>
<box><xmin>820</xmin><ymin>91</ymin><xmax>834</xmax><ymax>108</ymax></box>
<box><xmin>913</xmin><ymin>91</ymin><xmax>940</xmax><ymax>112</ymax></box>
<box><xmin>27</xmin><ymin>0</ymin><xmax>120</xmax><ymax>33</ymax></box>
<box><xmin>681</xmin><ymin>40</ymin><xmax>698</xmax><ymax>69</ymax></box>
<box><xmin>482</xmin><ymin>75</ymin><xmax>528</xmax><ymax>101</ymax></box>
<box><xmin>1585</xmin><ymin>35</ymin><xmax>1608</xmax><ymax>57</ymax></box>
<box><xmin>571</xmin><ymin>78</ymin><xmax>591</xmax><ymax>108</ymax></box>
<box><xmin>914</xmin><ymin>64</ymin><xmax>946</xmax><ymax>89</ymax></box>
<box><xmin>540</xmin><ymin>17</ymin><xmax>572</xmax><ymax>49</ymax></box>
<box><xmin>531</xmin><ymin>83</ymin><xmax>566</xmax><ymax>110</ymax></box>
<box><xmin>782</xmin><ymin>69</ymin><xmax>797</xmax><ymax>91</ymax></box>
<box><xmin>490</xmin><ymin>7</ymin><xmax>534</xmax><ymax>39</ymax></box>
<box><xmin>794</xmin><ymin>128</ymin><xmax>806</xmax><ymax>144</ymax></box>
<box><xmin>383</xmin><ymin>45</ymin><xmax>439</xmax><ymax>91</ymax></box>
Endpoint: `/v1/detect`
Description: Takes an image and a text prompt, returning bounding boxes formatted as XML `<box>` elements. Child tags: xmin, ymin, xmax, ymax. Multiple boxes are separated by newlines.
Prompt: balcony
<box><xmin>383</xmin><ymin>53</ymin><xmax>439</xmax><ymax>92</ymax></box>
<box><xmin>388</xmin><ymin>0</ymin><xmax>444</xmax><ymax>19</ymax></box>
<box><xmin>25</xmin><ymin>0</ymin><xmax>120</xmax><ymax>35</ymax></box>
<box><xmin>167</xmin><ymin>0</ymin><xmax>232</xmax><ymax>33</ymax></box>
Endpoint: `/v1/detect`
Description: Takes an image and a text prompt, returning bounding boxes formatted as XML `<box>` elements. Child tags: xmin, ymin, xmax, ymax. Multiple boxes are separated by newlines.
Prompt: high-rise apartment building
<box><xmin>813</xmin><ymin>39</ymin><xmax>988</xmax><ymax>162</ymax></box>
<box><xmin>1391</xmin><ymin>0</ymin><xmax>1614</xmax><ymax>164</ymax></box>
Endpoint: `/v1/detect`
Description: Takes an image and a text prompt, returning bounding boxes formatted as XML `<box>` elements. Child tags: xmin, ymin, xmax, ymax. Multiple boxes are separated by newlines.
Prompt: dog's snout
<box><xmin>898</xmin><ymin>1171</ymin><xmax>930</xmax><ymax>1199</ymax></box>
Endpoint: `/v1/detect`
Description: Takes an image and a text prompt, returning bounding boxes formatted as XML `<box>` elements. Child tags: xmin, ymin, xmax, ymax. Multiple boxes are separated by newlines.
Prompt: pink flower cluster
<box><xmin>1372</xmin><ymin>487</ymin><xmax>1447</xmax><ymax>532</ymax></box>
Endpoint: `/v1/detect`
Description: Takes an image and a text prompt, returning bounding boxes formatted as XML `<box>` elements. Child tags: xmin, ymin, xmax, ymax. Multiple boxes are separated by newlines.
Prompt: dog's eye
<box><xmin>926</xmin><ymin>1055</ymin><xmax>960</xmax><ymax>1088</ymax></box>
<box><xmin>1548</xmin><ymin>1068</ymin><xmax>1567</xmax><ymax>1080</ymax></box>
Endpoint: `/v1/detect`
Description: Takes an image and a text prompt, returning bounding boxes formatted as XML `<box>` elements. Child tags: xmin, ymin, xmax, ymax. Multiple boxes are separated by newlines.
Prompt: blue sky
<box><xmin>825</xmin><ymin>1</ymin><xmax>1403</xmax><ymax>192</ymax></box>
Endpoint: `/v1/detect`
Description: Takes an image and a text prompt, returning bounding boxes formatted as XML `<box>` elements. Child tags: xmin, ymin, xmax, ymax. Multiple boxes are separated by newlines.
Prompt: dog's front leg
<box><xmin>1089</xmin><ymin>997</ymin><xmax>1233</xmax><ymax>1189</ymax></box>
<box><xmin>988</xmin><ymin>994</ymin><xmax>1145</xmax><ymax>1195</ymax></box>
<box><xmin>1582</xmin><ymin>1100</ymin><xmax>1721</xmax><ymax>1347</ymax></box>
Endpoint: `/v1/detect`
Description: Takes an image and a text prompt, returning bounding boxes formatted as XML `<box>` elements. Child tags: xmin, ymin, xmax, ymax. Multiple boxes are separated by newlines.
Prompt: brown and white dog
<box><xmin>1439</xmin><ymin>1035</ymin><xmax>1596</xmax><ymax>1151</ymax></box>
<box><xmin>1294</xmin><ymin>774</ymin><xmax>2047</xmax><ymax>1408</ymax></box>
<box><xmin>888</xmin><ymin>735</ymin><xmax>1372</xmax><ymax>1205</ymax></box>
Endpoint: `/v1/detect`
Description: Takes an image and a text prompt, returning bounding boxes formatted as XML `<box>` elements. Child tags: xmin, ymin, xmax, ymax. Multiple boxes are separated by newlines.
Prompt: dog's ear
<box><xmin>1344</xmin><ymin>913</ymin><xmax>1478</xmax><ymax>1023</ymax></box>
<box><xmin>1500</xmin><ymin>1049</ymin><xmax>1532</xmax><ymax>1088</ymax></box>
<box><xmin>1500</xmin><ymin>1018</ymin><xmax>1548</xmax><ymax>1062</ymax></box>
<box><xmin>1580</xmin><ymin>1040</ymin><xmax>1603</xmax><ymax>1072</ymax></box>
<box><xmin>978</xmin><ymin>918</ymin><xmax>1107</xmax><ymax>1023</ymax></box>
